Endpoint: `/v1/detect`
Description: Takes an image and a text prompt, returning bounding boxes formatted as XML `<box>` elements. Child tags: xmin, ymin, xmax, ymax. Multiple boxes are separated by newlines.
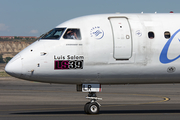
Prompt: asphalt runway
<box><xmin>1</xmin><ymin>77</ymin><xmax>180</xmax><ymax>120</ymax></box>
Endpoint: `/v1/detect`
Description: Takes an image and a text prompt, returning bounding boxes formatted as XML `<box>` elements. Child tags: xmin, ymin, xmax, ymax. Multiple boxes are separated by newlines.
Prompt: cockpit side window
<box><xmin>41</xmin><ymin>28</ymin><xmax>66</xmax><ymax>40</ymax></box>
<box><xmin>63</xmin><ymin>29</ymin><xmax>81</xmax><ymax>40</ymax></box>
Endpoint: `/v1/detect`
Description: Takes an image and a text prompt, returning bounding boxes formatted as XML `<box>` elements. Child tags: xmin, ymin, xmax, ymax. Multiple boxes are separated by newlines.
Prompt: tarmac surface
<box><xmin>1</xmin><ymin>77</ymin><xmax>180</xmax><ymax>120</ymax></box>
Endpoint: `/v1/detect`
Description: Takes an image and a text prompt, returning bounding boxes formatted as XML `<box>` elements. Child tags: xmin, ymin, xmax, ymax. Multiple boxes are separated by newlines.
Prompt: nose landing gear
<box><xmin>84</xmin><ymin>92</ymin><xmax>102</xmax><ymax>114</ymax></box>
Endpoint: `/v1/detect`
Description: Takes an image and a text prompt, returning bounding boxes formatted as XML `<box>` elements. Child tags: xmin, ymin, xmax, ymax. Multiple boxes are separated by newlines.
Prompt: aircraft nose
<box><xmin>5</xmin><ymin>54</ymin><xmax>22</xmax><ymax>78</ymax></box>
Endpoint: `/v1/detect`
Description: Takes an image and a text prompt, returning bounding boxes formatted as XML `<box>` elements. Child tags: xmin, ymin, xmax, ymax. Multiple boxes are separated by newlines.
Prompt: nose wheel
<box><xmin>84</xmin><ymin>102</ymin><xmax>100</xmax><ymax>114</ymax></box>
<box><xmin>84</xmin><ymin>92</ymin><xmax>102</xmax><ymax>114</ymax></box>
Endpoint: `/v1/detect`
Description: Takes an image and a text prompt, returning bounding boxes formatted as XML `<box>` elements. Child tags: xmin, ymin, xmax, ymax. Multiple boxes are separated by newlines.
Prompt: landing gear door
<box><xmin>109</xmin><ymin>17</ymin><xmax>132</xmax><ymax>60</ymax></box>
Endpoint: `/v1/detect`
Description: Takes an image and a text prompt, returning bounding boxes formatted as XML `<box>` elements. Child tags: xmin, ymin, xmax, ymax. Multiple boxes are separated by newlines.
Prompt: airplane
<box><xmin>5</xmin><ymin>12</ymin><xmax>180</xmax><ymax>114</ymax></box>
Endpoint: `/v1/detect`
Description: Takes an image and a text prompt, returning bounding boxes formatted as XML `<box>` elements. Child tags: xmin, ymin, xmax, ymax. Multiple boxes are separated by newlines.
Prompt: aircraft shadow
<box><xmin>11</xmin><ymin>109</ymin><xmax>180</xmax><ymax>115</ymax></box>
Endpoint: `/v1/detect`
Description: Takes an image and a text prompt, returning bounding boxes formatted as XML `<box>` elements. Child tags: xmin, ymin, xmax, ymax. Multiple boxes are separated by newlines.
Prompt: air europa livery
<box><xmin>5</xmin><ymin>13</ymin><xmax>180</xmax><ymax>114</ymax></box>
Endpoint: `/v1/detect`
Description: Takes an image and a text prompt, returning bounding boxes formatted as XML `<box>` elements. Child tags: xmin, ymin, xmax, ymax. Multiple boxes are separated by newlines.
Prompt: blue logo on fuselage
<box><xmin>160</xmin><ymin>29</ymin><xmax>180</xmax><ymax>64</ymax></box>
<box><xmin>90</xmin><ymin>26</ymin><xmax>104</xmax><ymax>40</ymax></box>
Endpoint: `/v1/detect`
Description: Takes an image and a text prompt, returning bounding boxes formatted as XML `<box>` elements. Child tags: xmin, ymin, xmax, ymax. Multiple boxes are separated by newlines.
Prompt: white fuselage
<box><xmin>5</xmin><ymin>13</ymin><xmax>180</xmax><ymax>84</ymax></box>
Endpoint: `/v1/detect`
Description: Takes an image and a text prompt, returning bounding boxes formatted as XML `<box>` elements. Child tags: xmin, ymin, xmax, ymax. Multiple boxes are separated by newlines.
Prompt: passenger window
<box><xmin>164</xmin><ymin>31</ymin><xmax>171</xmax><ymax>39</ymax></box>
<box><xmin>148</xmin><ymin>32</ymin><xmax>155</xmax><ymax>39</ymax></box>
<box><xmin>63</xmin><ymin>29</ymin><xmax>81</xmax><ymax>40</ymax></box>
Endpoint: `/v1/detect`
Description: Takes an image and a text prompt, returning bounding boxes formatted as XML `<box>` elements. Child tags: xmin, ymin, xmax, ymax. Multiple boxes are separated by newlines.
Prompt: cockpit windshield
<box><xmin>41</xmin><ymin>28</ymin><xmax>66</xmax><ymax>40</ymax></box>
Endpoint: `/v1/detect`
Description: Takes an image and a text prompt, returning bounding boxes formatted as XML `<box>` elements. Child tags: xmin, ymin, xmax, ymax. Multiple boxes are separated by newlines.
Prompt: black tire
<box><xmin>84</xmin><ymin>102</ymin><xmax>90</xmax><ymax>114</ymax></box>
<box><xmin>87</xmin><ymin>102</ymin><xmax>100</xmax><ymax>114</ymax></box>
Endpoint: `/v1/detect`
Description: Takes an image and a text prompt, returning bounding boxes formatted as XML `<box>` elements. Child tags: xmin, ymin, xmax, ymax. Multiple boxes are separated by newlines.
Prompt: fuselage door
<box><xmin>109</xmin><ymin>17</ymin><xmax>132</xmax><ymax>60</ymax></box>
